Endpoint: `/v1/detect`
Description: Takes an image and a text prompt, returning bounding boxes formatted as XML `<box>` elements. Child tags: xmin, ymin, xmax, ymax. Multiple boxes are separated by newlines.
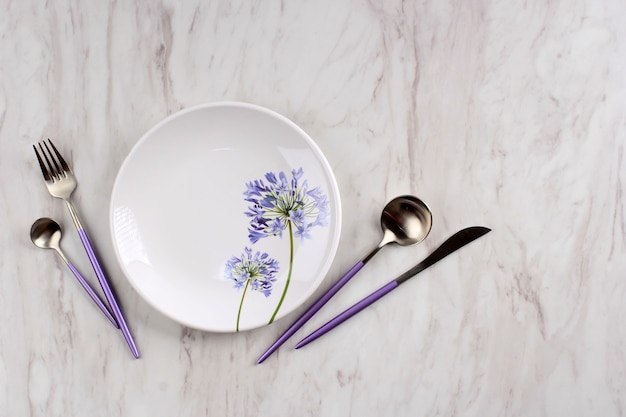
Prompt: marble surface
<box><xmin>1</xmin><ymin>0</ymin><xmax>625</xmax><ymax>415</ymax></box>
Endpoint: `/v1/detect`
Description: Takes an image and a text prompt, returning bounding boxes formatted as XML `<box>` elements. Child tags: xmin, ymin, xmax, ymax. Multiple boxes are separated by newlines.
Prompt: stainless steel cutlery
<box><xmin>33</xmin><ymin>139</ymin><xmax>139</xmax><ymax>359</ymax></box>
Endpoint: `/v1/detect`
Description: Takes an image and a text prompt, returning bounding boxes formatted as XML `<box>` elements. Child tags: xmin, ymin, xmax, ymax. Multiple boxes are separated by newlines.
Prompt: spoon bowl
<box><xmin>380</xmin><ymin>195</ymin><xmax>432</xmax><ymax>246</ymax></box>
<box><xmin>364</xmin><ymin>195</ymin><xmax>432</xmax><ymax>262</ymax></box>
<box><xmin>30</xmin><ymin>218</ymin><xmax>63</xmax><ymax>251</ymax></box>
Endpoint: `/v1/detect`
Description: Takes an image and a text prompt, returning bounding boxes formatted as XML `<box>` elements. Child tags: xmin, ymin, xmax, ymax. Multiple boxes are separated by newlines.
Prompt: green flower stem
<box><xmin>269</xmin><ymin>220</ymin><xmax>294</xmax><ymax>324</ymax></box>
<box><xmin>237</xmin><ymin>279</ymin><xmax>250</xmax><ymax>332</ymax></box>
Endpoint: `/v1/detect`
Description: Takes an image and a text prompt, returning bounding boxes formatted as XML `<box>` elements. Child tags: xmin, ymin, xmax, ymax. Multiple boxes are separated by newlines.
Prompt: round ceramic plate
<box><xmin>110</xmin><ymin>102</ymin><xmax>341</xmax><ymax>332</ymax></box>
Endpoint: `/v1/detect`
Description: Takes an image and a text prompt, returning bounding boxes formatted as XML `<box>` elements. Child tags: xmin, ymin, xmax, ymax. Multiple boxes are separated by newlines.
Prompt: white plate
<box><xmin>110</xmin><ymin>102</ymin><xmax>341</xmax><ymax>332</ymax></box>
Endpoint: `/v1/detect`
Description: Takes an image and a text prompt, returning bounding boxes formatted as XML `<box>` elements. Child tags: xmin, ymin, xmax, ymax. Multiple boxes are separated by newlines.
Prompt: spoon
<box><xmin>257</xmin><ymin>195</ymin><xmax>433</xmax><ymax>363</ymax></box>
<box><xmin>30</xmin><ymin>218</ymin><xmax>119</xmax><ymax>328</ymax></box>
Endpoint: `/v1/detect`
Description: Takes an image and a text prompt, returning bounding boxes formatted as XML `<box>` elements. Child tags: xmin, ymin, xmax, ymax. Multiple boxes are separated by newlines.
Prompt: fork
<box><xmin>33</xmin><ymin>139</ymin><xmax>140</xmax><ymax>359</ymax></box>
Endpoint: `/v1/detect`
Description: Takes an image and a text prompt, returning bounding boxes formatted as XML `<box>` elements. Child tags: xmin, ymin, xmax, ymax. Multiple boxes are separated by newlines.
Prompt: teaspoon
<box><xmin>257</xmin><ymin>195</ymin><xmax>433</xmax><ymax>363</ymax></box>
<box><xmin>30</xmin><ymin>218</ymin><xmax>119</xmax><ymax>328</ymax></box>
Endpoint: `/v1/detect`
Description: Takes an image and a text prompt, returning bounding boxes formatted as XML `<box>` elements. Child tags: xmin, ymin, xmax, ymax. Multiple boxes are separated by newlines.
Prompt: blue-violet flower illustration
<box><xmin>243</xmin><ymin>167</ymin><xmax>329</xmax><ymax>324</ymax></box>
<box><xmin>244</xmin><ymin>167</ymin><xmax>329</xmax><ymax>243</ymax></box>
<box><xmin>224</xmin><ymin>247</ymin><xmax>280</xmax><ymax>331</ymax></box>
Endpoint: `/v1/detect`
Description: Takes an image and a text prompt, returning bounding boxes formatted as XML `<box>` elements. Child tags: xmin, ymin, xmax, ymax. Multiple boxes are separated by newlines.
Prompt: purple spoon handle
<box><xmin>66</xmin><ymin>262</ymin><xmax>119</xmax><ymax>328</ymax></box>
<box><xmin>257</xmin><ymin>261</ymin><xmax>366</xmax><ymax>363</ymax></box>
<box><xmin>295</xmin><ymin>281</ymin><xmax>399</xmax><ymax>349</ymax></box>
<box><xmin>77</xmin><ymin>229</ymin><xmax>140</xmax><ymax>359</ymax></box>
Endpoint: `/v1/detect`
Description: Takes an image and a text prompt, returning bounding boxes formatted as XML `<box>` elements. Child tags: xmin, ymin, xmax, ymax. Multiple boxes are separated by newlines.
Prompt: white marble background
<box><xmin>1</xmin><ymin>0</ymin><xmax>625</xmax><ymax>416</ymax></box>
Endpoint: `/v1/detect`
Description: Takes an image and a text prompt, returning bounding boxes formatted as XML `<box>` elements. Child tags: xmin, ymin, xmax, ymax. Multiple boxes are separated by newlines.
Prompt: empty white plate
<box><xmin>110</xmin><ymin>102</ymin><xmax>341</xmax><ymax>332</ymax></box>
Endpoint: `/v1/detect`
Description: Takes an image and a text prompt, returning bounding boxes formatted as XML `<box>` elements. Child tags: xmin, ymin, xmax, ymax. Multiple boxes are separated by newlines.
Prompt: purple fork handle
<box><xmin>67</xmin><ymin>262</ymin><xmax>119</xmax><ymax>328</ymax></box>
<box><xmin>257</xmin><ymin>261</ymin><xmax>366</xmax><ymax>364</ymax></box>
<box><xmin>78</xmin><ymin>229</ymin><xmax>140</xmax><ymax>358</ymax></box>
<box><xmin>294</xmin><ymin>280</ymin><xmax>399</xmax><ymax>349</ymax></box>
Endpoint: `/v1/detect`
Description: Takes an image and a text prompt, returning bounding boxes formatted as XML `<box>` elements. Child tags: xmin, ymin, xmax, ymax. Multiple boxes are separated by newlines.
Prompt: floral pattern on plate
<box><xmin>225</xmin><ymin>167</ymin><xmax>329</xmax><ymax>330</ymax></box>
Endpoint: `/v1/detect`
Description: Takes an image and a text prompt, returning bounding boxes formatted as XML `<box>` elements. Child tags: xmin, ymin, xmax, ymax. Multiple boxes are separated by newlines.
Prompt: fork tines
<box><xmin>33</xmin><ymin>139</ymin><xmax>71</xmax><ymax>182</ymax></box>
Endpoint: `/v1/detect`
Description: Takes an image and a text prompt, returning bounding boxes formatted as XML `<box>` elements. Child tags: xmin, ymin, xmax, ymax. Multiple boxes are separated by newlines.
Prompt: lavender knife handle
<box><xmin>77</xmin><ymin>229</ymin><xmax>140</xmax><ymax>358</ymax></box>
<box><xmin>295</xmin><ymin>280</ymin><xmax>399</xmax><ymax>349</ymax></box>
<box><xmin>257</xmin><ymin>261</ymin><xmax>366</xmax><ymax>363</ymax></box>
<box><xmin>66</xmin><ymin>262</ymin><xmax>119</xmax><ymax>328</ymax></box>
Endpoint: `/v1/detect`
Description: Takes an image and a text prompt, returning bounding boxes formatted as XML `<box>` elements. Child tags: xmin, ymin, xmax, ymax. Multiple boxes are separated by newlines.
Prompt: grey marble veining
<box><xmin>1</xmin><ymin>0</ymin><xmax>625</xmax><ymax>416</ymax></box>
